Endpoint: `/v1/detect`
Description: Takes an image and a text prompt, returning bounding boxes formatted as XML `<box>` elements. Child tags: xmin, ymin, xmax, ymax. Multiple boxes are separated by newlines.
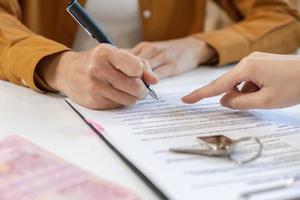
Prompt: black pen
<box><xmin>67</xmin><ymin>0</ymin><xmax>158</xmax><ymax>100</ymax></box>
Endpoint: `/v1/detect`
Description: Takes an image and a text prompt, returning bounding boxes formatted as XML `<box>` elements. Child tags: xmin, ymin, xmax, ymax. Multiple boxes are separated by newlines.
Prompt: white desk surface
<box><xmin>1</xmin><ymin>66</ymin><xmax>300</xmax><ymax>200</ymax></box>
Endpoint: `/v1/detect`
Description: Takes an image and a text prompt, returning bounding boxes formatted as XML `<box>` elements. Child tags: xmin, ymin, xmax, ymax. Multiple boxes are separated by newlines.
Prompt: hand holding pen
<box><xmin>67</xmin><ymin>0</ymin><xmax>159</xmax><ymax>100</ymax></box>
<box><xmin>37</xmin><ymin>1</ymin><xmax>158</xmax><ymax>110</ymax></box>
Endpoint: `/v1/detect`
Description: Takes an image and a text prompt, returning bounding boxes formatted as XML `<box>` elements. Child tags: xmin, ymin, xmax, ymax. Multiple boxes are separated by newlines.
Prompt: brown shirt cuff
<box><xmin>193</xmin><ymin>28</ymin><xmax>250</xmax><ymax>66</ymax></box>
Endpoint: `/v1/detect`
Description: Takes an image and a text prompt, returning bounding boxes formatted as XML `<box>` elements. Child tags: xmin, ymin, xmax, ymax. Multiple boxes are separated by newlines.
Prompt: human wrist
<box><xmin>36</xmin><ymin>50</ymin><xmax>76</xmax><ymax>92</ymax></box>
<box><xmin>187</xmin><ymin>37</ymin><xmax>217</xmax><ymax>65</ymax></box>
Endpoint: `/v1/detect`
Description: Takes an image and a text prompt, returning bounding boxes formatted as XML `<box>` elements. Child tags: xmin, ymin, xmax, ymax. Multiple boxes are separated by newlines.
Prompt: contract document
<box><xmin>66</xmin><ymin>68</ymin><xmax>300</xmax><ymax>200</ymax></box>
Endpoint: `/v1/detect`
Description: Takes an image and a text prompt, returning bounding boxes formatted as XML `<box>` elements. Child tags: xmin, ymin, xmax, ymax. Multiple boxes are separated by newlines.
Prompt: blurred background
<box><xmin>205</xmin><ymin>0</ymin><xmax>300</xmax><ymax>32</ymax></box>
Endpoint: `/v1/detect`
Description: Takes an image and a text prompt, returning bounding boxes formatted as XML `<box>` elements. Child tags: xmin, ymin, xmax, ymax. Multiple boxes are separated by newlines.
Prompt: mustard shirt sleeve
<box><xmin>194</xmin><ymin>0</ymin><xmax>300</xmax><ymax>65</ymax></box>
<box><xmin>0</xmin><ymin>0</ymin><xmax>69</xmax><ymax>92</ymax></box>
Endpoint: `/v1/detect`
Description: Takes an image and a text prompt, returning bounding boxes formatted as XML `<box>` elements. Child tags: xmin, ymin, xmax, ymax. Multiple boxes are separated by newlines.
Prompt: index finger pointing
<box><xmin>182</xmin><ymin>67</ymin><xmax>246</xmax><ymax>104</ymax></box>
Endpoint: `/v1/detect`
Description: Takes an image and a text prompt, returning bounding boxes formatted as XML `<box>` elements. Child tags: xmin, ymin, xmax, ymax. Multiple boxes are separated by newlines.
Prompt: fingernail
<box><xmin>220</xmin><ymin>97</ymin><xmax>231</xmax><ymax>108</ymax></box>
<box><xmin>181</xmin><ymin>97</ymin><xmax>188</xmax><ymax>103</ymax></box>
<box><xmin>181</xmin><ymin>95</ymin><xmax>192</xmax><ymax>103</ymax></box>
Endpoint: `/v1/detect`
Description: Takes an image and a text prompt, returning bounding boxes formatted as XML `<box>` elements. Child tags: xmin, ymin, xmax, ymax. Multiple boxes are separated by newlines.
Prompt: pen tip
<box><xmin>149</xmin><ymin>91</ymin><xmax>159</xmax><ymax>100</ymax></box>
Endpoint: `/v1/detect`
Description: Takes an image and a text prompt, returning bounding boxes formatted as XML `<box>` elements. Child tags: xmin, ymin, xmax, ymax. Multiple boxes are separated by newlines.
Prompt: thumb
<box><xmin>220</xmin><ymin>89</ymin><xmax>269</xmax><ymax>110</ymax></box>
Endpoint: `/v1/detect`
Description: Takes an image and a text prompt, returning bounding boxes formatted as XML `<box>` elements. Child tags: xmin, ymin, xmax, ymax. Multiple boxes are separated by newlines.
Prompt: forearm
<box><xmin>36</xmin><ymin>51</ymin><xmax>79</xmax><ymax>92</ymax></box>
<box><xmin>194</xmin><ymin>0</ymin><xmax>300</xmax><ymax>65</ymax></box>
<box><xmin>0</xmin><ymin>10</ymin><xmax>69</xmax><ymax>92</ymax></box>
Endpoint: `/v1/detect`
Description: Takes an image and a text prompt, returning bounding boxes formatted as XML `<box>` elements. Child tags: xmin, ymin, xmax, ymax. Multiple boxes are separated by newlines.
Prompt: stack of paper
<box><xmin>66</xmin><ymin>84</ymin><xmax>300</xmax><ymax>200</ymax></box>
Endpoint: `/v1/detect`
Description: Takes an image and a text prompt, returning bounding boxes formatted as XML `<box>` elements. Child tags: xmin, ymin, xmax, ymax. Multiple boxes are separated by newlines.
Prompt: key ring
<box><xmin>228</xmin><ymin>137</ymin><xmax>263</xmax><ymax>165</ymax></box>
<box><xmin>170</xmin><ymin>135</ymin><xmax>263</xmax><ymax>165</ymax></box>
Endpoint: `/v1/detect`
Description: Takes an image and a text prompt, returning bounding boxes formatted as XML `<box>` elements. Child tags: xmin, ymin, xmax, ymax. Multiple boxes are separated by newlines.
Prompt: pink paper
<box><xmin>86</xmin><ymin>118</ymin><xmax>105</xmax><ymax>132</ymax></box>
<box><xmin>0</xmin><ymin>135</ymin><xmax>139</xmax><ymax>200</ymax></box>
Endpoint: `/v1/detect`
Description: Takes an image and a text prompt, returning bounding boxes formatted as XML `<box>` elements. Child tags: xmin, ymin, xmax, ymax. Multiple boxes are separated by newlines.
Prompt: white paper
<box><xmin>66</xmin><ymin>67</ymin><xmax>300</xmax><ymax>200</ymax></box>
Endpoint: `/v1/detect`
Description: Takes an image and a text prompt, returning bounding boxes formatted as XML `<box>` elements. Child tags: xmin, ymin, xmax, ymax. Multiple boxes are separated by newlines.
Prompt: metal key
<box><xmin>170</xmin><ymin>135</ymin><xmax>263</xmax><ymax>165</ymax></box>
<box><xmin>170</xmin><ymin>135</ymin><xmax>233</xmax><ymax>157</ymax></box>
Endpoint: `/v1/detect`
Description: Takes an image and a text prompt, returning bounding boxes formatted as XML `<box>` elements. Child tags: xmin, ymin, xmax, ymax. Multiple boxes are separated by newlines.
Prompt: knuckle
<box><xmin>139</xmin><ymin>41</ymin><xmax>150</xmax><ymax>48</ymax></box>
<box><xmin>210</xmin><ymin>80</ymin><xmax>222</xmax><ymax>94</ymax></box>
<box><xmin>249</xmin><ymin>51</ymin><xmax>263</xmax><ymax>57</ymax></box>
<box><xmin>244</xmin><ymin>65</ymin><xmax>255</xmax><ymax>77</ymax></box>
<box><xmin>152</xmin><ymin>45</ymin><xmax>163</xmax><ymax>52</ymax></box>
<box><xmin>162</xmin><ymin>65</ymin><xmax>179</xmax><ymax>78</ymax></box>
<box><xmin>96</xmin><ymin>43</ymin><xmax>112</xmax><ymax>51</ymax></box>
<box><xmin>97</xmin><ymin>50</ymin><xmax>109</xmax><ymax>59</ymax></box>
<box><xmin>239</xmin><ymin>57</ymin><xmax>251</xmax><ymax>68</ymax></box>
<box><xmin>240</xmin><ymin>57</ymin><xmax>257</xmax><ymax>75</ymax></box>
<box><xmin>193</xmin><ymin>88</ymin><xmax>203</xmax><ymax>98</ymax></box>
<box><xmin>87</xmin><ymin>64</ymin><xmax>98</xmax><ymax>77</ymax></box>
<box><xmin>94</xmin><ymin>44</ymin><xmax>113</xmax><ymax>58</ymax></box>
